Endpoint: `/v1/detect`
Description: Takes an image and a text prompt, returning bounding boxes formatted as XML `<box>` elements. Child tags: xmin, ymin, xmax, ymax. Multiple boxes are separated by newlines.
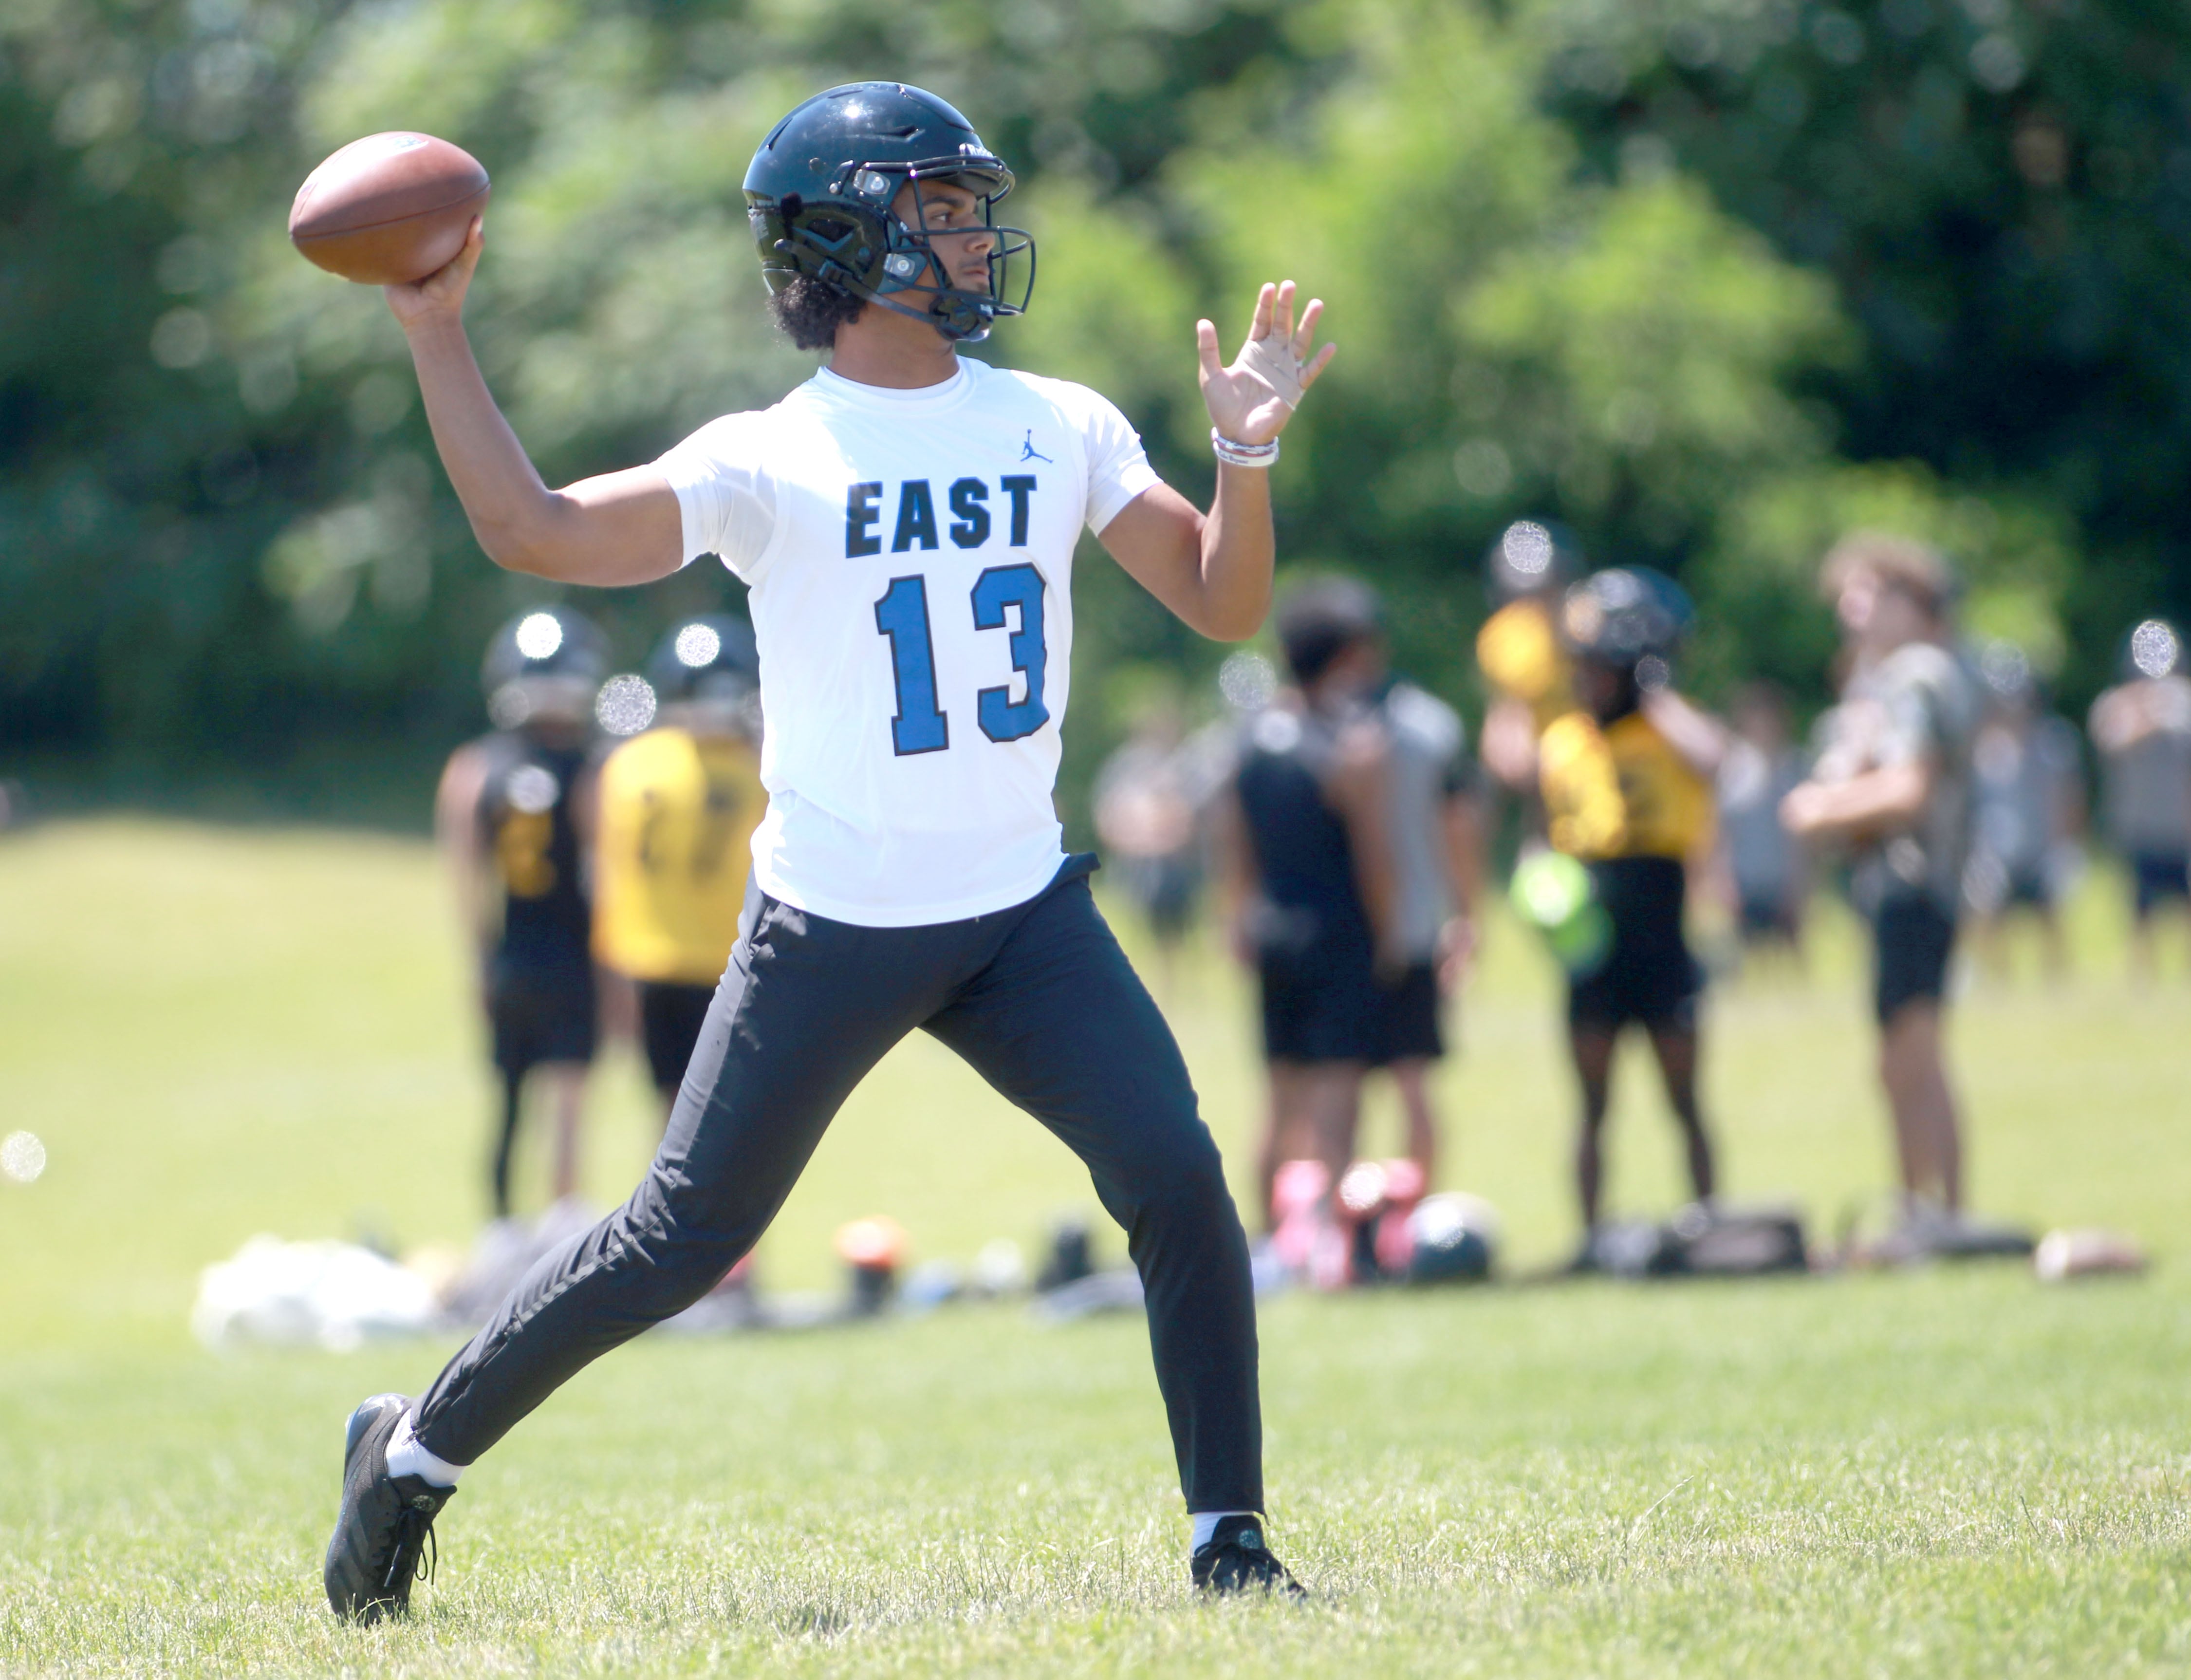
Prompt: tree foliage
<box><xmin>1526</xmin><ymin>0</ymin><xmax>2191</xmax><ymax>700</ymax></box>
<box><xmin>1</xmin><ymin>0</ymin><xmax>2175</xmax><ymax>816</ymax></box>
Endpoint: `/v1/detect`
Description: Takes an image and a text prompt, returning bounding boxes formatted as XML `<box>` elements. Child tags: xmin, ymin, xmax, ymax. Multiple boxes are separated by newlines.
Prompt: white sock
<box><xmin>384</xmin><ymin>1409</ymin><xmax>466</xmax><ymax>1488</ymax></box>
<box><xmin>1190</xmin><ymin>1510</ymin><xmax>1257</xmax><ymax>1551</ymax></box>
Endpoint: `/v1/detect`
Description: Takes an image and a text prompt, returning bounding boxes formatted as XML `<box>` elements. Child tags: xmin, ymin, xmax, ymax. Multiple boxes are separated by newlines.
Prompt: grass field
<box><xmin>2</xmin><ymin>816</ymin><xmax>2189</xmax><ymax>1675</ymax></box>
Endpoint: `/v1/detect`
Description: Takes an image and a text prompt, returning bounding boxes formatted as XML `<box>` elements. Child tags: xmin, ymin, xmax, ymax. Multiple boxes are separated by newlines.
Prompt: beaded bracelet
<box><xmin>1210</xmin><ymin>428</ymin><xmax>1280</xmax><ymax>469</ymax></box>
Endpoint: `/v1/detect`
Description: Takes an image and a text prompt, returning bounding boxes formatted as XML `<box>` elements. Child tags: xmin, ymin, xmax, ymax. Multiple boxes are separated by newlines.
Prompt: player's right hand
<box><xmin>385</xmin><ymin>215</ymin><xmax>484</xmax><ymax>330</ymax></box>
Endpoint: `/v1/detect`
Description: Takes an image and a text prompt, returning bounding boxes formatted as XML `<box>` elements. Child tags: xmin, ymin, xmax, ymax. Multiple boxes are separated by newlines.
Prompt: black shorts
<box><xmin>488</xmin><ymin>966</ymin><xmax>596</xmax><ymax>1076</ymax></box>
<box><xmin>1373</xmin><ymin>961</ymin><xmax>1444</xmax><ymax>1064</ymax></box>
<box><xmin>1567</xmin><ymin>856</ymin><xmax>1701</xmax><ymax>1031</ymax></box>
<box><xmin>2132</xmin><ymin>850</ymin><xmax>2191</xmax><ymax>918</ymax></box>
<box><xmin>1259</xmin><ymin>937</ymin><xmax>1383</xmax><ymax>1064</ymax></box>
<box><xmin>638</xmin><ymin>981</ymin><xmax>715</xmax><ymax>1095</ymax></box>
<box><xmin>1872</xmin><ymin>891</ymin><xmax>1957</xmax><ymax>1025</ymax></box>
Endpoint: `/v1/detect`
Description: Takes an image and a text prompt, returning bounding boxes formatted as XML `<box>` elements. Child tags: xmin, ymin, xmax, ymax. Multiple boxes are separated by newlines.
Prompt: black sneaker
<box><xmin>323</xmin><ymin>1394</ymin><xmax>457</xmax><ymax>1623</ymax></box>
<box><xmin>1190</xmin><ymin>1514</ymin><xmax>1306</xmax><ymax>1598</ymax></box>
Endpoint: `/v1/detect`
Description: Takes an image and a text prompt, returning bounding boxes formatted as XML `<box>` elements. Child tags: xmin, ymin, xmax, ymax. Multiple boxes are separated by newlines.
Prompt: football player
<box><xmin>2088</xmin><ymin>618</ymin><xmax>2191</xmax><ymax>981</ymax></box>
<box><xmin>1222</xmin><ymin>580</ymin><xmax>1482</xmax><ymax>1227</ymax></box>
<box><xmin>435</xmin><ymin>607</ymin><xmax>608</xmax><ymax>1221</ymax></box>
<box><xmin>1223</xmin><ymin>581</ymin><xmax>1402</xmax><ymax>1227</ymax></box>
<box><xmin>1713</xmin><ymin>681</ymin><xmax>1812</xmax><ymax>967</ymax></box>
<box><xmin>1783</xmin><ymin>536</ymin><xmax>1980</xmax><ymax>1232</ymax></box>
<box><xmin>592</xmin><ymin>616</ymin><xmax>767</xmax><ymax>1116</ymax></box>
<box><xmin>1537</xmin><ymin>569</ymin><xmax>1725</xmax><ymax>1264</ymax></box>
<box><xmin>1365</xmin><ymin>610</ymin><xmax>1484</xmax><ymax>1195</ymax></box>
<box><xmin>1964</xmin><ymin>644</ymin><xmax>2083</xmax><ymax>984</ymax></box>
<box><xmin>324</xmin><ymin>82</ymin><xmax>1332</xmax><ymax>1617</ymax></box>
<box><xmin>1474</xmin><ymin>518</ymin><xmax>1581</xmax><ymax>812</ymax></box>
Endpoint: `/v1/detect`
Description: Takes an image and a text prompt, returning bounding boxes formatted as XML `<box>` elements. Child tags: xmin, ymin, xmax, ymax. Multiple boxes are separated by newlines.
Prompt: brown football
<box><xmin>289</xmin><ymin>132</ymin><xmax>490</xmax><ymax>286</ymax></box>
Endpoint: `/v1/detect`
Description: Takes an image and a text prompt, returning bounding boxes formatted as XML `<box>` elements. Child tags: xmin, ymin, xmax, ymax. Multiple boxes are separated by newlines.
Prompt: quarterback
<box><xmin>323</xmin><ymin>82</ymin><xmax>1333</xmax><ymax>1618</ymax></box>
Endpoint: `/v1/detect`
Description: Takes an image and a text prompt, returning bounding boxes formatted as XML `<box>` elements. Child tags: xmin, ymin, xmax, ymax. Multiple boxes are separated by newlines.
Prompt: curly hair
<box><xmin>1820</xmin><ymin>531</ymin><xmax>1955</xmax><ymax>618</ymax></box>
<box><xmin>767</xmin><ymin>274</ymin><xmax>866</xmax><ymax>352</ymax></box>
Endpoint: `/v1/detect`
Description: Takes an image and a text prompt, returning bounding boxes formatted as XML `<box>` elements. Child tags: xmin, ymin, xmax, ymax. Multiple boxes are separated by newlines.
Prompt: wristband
<box><xmin>1210</xmin><ymin>428</ymin><xmax>1279</xmax><ymax>469</ymax></box>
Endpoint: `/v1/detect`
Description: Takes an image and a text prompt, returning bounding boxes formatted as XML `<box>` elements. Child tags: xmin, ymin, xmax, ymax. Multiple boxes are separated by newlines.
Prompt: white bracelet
<box><xmin>1211</xmin><ymin>428</ymin><xmax>1279</xmax><ymax>469</ymax></box>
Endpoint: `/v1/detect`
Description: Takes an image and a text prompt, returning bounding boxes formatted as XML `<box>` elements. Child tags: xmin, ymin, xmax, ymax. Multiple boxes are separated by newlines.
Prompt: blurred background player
<box><xmin>1714</xmin><ymin>681</ymin><xmax>1811</xmax><ymax>970</ymax></box>
<box><xmin>1222</xmin><ymin>579</ymin><xmax>1397</xmax><ymax>1226</ymax></box>
<box><xmin>1092</xmin><ymin>692</ymin><xmax>1206</xmax><ymax>1004</ymax></box>
<box><xmin>1537</xmin><ymin>568</ymin><xmax>1723</xmax><ymax>1264</ymax></box>
<box><xmin>1475</xmin><ymin>519</ymin><xmax>1581</xmax><ymax>825</ymax></box>
<box><xmin>1783</xmin><ymin>535</ymin><xmax>1978</xmax><ymax>1236</ymax></box>
<box><xmin>1964</xmin><ymin>643</ymin><xmax>2084</xmax><ymax>983</ymax></box>
<box><xmin>1369</xmin><ymin>618</ymin><xmax>1485</xmax><ymax>1192</ymax></box>
<box><xmin>2087</xmin><ymin>618</ymin><xmax>2191</xmax><ymax>982</ymax></box>
<box><xmin>592</xmin><ymin>616</ymin><xmax>766</xmax><ymax>1118</ymax></box>
<box><xmin>435</xmin><ymin>606</ymin><xmax>609</xmax><ymax>1220</ymax></box>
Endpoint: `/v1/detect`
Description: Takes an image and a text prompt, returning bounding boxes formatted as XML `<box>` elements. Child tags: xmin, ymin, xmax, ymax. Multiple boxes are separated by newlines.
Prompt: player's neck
<box><xmin>826</xmin><ymin>309</ymin><xmax>963</xmax><ymax>391</ymax></box>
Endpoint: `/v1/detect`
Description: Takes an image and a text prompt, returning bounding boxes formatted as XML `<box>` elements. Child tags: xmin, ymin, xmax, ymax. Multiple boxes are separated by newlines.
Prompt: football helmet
<box><xmin>1560</xmin><ymin>566</ymin><xmax>1693</xmax><ymax>668</ymax></box>
<box><xmin>648</xmin><ymin>615</ymin><xmax>759</xmax><ymax>706</ymax></box>
<box><xmin>744</xmin><ymin>82</ymin><xmax>1034</xmax><ymax>343</ymax></box>
<box><xmin>481</xmin><ymin>606</ymin><xmax>609</xmax><ymax>731</ymax></box>
<box><xmin>1484</xmin><ymin>519</ymin><xmax>1583</xmax><ymax>600</ymax></box>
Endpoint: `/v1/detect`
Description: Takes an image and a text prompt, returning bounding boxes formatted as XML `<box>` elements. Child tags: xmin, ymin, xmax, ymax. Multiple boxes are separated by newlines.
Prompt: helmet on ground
<box><xmin>744</xmin><ymin>82</ymin><xmax>1035</xmax><ymax>343</ymax></box>
<box><xmin>1485</xmin><ymin>519</ymin><xmax>1583</xmax><ymax>601</ymax></box>
<box><xmin>481</xmin><ymin>607</ymin><xmax>610</xmax><ymax>731</ymax></box>
<box><xmin>1406</xmin><ymin>1193</ymin><xmax>1500</xmax><ymax>1285</ymax></box>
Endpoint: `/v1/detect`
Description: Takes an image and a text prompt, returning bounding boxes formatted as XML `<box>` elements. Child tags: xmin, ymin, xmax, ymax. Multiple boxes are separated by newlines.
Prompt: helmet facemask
<box><xmin>763</xmin><ymin>160</ymin><xmax>1035</xmax><ymax>344</ymax></box>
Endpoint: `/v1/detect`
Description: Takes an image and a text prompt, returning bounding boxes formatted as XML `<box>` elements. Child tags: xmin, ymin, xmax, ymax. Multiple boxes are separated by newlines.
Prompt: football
<box><xmin>288</xmin><ymin>132</ymin><xmax>490</xmax><ymax>286</ymax></box>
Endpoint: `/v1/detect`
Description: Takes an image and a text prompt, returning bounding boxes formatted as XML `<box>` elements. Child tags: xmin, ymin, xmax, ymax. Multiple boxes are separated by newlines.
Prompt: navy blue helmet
<box><xmin>1560</xmin><ymin>566</ymin><xmax>1694</xmax><ymax>669</ymax></box>
<box><xmin>744</xmin><ymin>82</ymin><xmax>1035</xmax><ymax>343</ymax></box>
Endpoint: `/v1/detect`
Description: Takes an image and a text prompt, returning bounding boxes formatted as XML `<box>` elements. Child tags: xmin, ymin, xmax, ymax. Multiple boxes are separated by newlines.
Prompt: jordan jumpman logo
<box><xmin>1020</xmin><ymin>429</ymin><xmax>1054</xmax><ymax>464</ymax></box>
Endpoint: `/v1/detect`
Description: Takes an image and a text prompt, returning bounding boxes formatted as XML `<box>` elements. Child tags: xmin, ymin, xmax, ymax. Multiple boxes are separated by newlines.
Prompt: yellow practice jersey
<box><xmin>593</xmin><ymin>728</ymin><xmax>767</xmax><ymax>985</ymax></box>
<box><xmin>1540</xmin><ymin>709</ymin><xmax>1715</xmax><ymax>862</ymax></box>
<box><xmin>1475</xmin><ymin>598</ymin><xmax>1575</xmax><ymax>734</ymax></box>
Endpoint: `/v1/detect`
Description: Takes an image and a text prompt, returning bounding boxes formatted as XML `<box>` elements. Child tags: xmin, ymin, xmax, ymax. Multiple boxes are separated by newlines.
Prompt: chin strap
<box><xmin>858</xmin><ymin>281</ymin><xmax>993</xmax><ymax>343</ymax></box>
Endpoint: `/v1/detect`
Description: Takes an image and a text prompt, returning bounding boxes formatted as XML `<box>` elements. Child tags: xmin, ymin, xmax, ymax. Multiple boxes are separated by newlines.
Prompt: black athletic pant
<box><xmin>414</xmin><ymin>859</ymin><xmax>1264</xmax><ymax>1514</ymax></box>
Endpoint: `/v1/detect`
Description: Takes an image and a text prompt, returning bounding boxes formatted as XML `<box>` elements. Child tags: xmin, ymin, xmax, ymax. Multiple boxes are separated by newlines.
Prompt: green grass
<box><xmin>3</xmin><ymin>817</ymin><xmax>2189</xmax><ymax>1675</ymax></box>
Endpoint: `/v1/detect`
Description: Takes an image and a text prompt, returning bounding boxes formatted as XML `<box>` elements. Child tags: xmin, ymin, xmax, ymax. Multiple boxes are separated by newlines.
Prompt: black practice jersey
<box><xmin>1235</xmin><ymin>706</ymin><xmax>1372</xmax><ymax>958</ymax></box>
<box><xmin>474</xmin><ymin>731</ymin><xmax>593</xmax><ymax>977</ymax></box>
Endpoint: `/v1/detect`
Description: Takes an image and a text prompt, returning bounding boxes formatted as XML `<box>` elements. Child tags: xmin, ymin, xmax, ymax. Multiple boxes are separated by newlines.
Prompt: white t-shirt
<box><xmin>655</xmin><ymin>358</ymin><xmax>1160</xmax><ymax>926</ymax></box>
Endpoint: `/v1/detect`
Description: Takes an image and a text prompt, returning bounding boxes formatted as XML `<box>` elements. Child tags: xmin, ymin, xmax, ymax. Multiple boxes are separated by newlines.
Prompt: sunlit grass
<box><xmin>2</xmin><ymin>818</ymin><xmax>2187</xmax><ymax>1676</ymax></box>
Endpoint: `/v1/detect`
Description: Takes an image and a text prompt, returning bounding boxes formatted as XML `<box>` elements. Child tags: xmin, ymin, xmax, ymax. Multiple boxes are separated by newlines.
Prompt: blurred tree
<box><xmin>1</xmin><ymin>0</ymin><xmax>2165</xmax><ymax>825</ymax></box>
<box><xmin>1182</xmin><ymin>0</ymin><xmax>1849</xmax><ymax>708</ymax></box>
<box><xmin>1688</xmin><ymin>459</ymin><xmax>2074</xmax><ymax>705</ymax></box>
<box><xmin>0</xmin><ymin>0</ymin><xmax>348</xmax><ymax>768</ymax></box>
<box><xmin>1523</xmin><ymin>0</ymin><xmax>2191</xmax><ymax>708</ymax></box>
<box><xmin>0</xmin><ymin>0</ymin><xmax>1309</xmax><ymax>810</ymax></box>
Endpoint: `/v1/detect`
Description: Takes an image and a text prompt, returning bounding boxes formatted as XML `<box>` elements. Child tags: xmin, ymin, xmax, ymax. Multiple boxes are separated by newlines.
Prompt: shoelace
<box><xmin>1202</xmin><ymin>1542</ymin><xmax>1301</xmax><ymax>1596</ymax></box>
<box><xmin>381</xmin><ymin>1498</ymin><xmax>440</xmax><ymax>1593</ymax></box>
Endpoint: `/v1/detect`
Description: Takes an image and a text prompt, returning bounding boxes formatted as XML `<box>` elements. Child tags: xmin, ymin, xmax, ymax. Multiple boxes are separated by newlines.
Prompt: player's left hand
<box><xmin>1197</xmin><ymin>280</ymin><xmax>1336</xmax><ymax>447</ymax></box>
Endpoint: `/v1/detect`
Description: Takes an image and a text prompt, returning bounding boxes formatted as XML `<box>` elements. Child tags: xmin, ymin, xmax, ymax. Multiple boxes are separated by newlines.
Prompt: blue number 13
<box><xmin>874</xmin><ymin>565</ymin><xmax>1049</xmax><ymax>758</ymax></box>
<box><xmin>874</xmin><ymin>577</ymin><xmax>949</xmax><ymax>754</ymax></box>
